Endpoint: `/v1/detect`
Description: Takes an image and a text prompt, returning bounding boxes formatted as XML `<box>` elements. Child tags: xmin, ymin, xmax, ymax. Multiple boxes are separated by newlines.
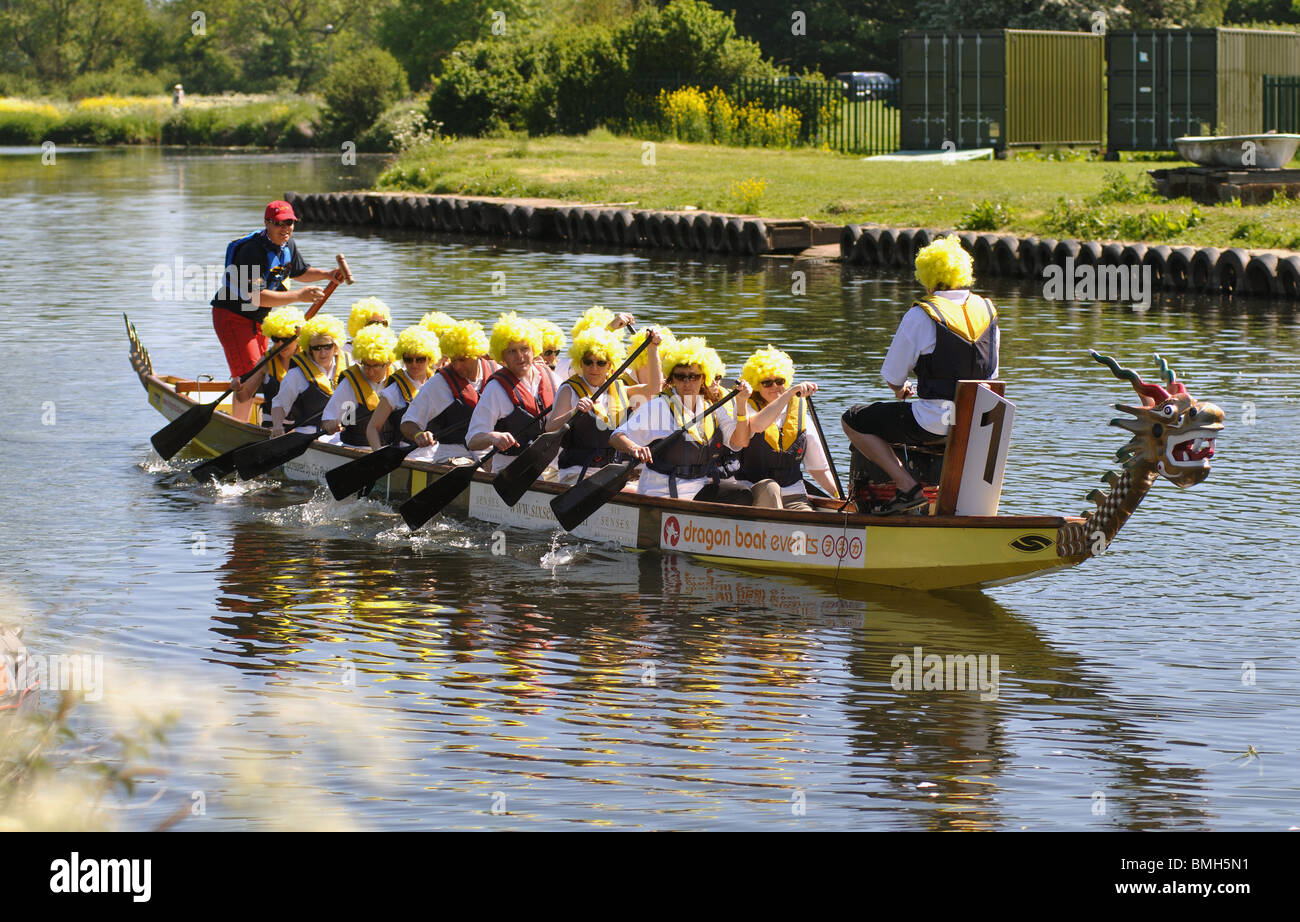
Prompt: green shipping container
<box><xmin>900</xmin><ymin>30</ymin><xmax>1103</xmax><ymax>151</ymax></box>
<box><xmin>1107</xmin><ymin>28</ymin><xmax>1300</xmax><ymax>152</ymax></box>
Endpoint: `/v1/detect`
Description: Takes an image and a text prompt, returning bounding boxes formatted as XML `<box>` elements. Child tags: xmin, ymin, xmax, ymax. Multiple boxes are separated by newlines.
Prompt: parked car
<box><xmin>836</xmin><ymin>71</ymin><xmax>893</xmax><ymax>100</ymax></box>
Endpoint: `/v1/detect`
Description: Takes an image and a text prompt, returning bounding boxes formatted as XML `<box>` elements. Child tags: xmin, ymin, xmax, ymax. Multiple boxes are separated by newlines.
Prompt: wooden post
<box><xmin>934</xmin><ymin>380</ymin><xmax>1005</xmax><ymax>516</ymax></box>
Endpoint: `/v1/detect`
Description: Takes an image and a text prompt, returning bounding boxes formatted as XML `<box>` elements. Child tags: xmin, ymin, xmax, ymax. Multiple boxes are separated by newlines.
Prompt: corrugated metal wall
<box><xmin>1006</xmin><ymin>31</ymin><xmax>1104</xmax><ymax>146</ymax></box>
<box><xmin>1218</xmin><ymin>29</ymin><xmax>1300</xmax><ymax>135</ymax></box>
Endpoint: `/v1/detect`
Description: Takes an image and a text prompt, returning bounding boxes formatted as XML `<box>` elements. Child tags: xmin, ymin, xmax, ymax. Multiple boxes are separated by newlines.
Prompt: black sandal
<box><xmin>879</xmin><ymin>484</ymin><xmax>928</xmax><ymax>515</ymax></box>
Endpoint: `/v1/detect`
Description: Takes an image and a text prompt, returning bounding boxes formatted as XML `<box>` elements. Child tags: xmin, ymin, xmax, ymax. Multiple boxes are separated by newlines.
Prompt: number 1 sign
<box><xmin>934</xmin><ymin>381</ymin><xmax>1015</xmax><ymax>516</ymax></box>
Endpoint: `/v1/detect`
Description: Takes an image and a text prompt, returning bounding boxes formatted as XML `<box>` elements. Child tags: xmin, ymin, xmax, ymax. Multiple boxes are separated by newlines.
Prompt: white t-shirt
<box><xmin>271</xmin><ymin>357</ymin><xmax>338</xmax><ymax>430</ymax></box>
<box><xmin>321</xmin><ymin>373</ymin><xmax>382</xmax><ymax>425</ymax></box>
<box><xmin>613</xmin><ymin>394</ymin><xmax>738</xmax><ymax>499</ymax></box>
<box><xmin>402</xmin><ymin>370</ymin><xmax>486</xmax><ymax>463</ymax></box>
<box><xmin>881</xmin><ymin>290</ymin><xmax>1000</xmax><ymax>436</ymax></box>
<box><xmin>467</xmin><ymin>371</ymin><xmax>551</xmax><ymax>474</ymax></box>
<box><xmin>378</xmin><ymin>371</ymin><xmax>424</xmax><ymax>415</ymax></box>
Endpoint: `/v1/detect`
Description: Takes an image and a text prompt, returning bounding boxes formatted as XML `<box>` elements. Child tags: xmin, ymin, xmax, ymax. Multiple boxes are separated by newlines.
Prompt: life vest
<box><xmin>557</xmin><ymin>374</ymin><xmax>629</xmax><ymax>473</ymax></box>
<box><xmin>212</xmin><ymin>230</ymin><xmax>296</xmax><ymax>322</ymax></box>
<box><xmin>736</xmin><ymin>395</ymin><xmax>807</xmax><ymax>488</ymax></box>
<box><xmin>378</xmin><ymin>369</ymin><xmax>421</xmax><ymax>445</ymax></box>
<box><xmin>646</xmin><ymin>395</ymin><xmax>724</xmax><ymax>498</ymax></box>
<box><xmin>913</xmin><ymin>293</ymin><xmax>998</xmax><ymax>401</ymax></box>
<box><xmin>429</xmin><ymin>364</ymin><xmax>483</xmax><ymax>444</ymax></box>
<box><xmin>260</xmin><ymin>352</ymin><xmax>292</xmax><ymax>409</ymax></box>
<box><xmin>488</xmin><ymin>366</ymin><xmax>555</xmax><ymax>456</ymax></box>
<box><xmin>286</xmin><ymin>352</ymin><xmax>344</xmax><ymax>426</ymax></box>
<box><xmin>338</xmin><ymin>365</ymin><xmax>384</xmax><ymax>446</ymax></box>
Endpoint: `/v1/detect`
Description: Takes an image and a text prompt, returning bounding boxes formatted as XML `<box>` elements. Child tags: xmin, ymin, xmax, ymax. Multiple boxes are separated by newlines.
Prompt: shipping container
<box><xmin>1107</xmin><ymin>28</ymin><xmax>1300</xmax><ymax>151</ymax></box>
<box><xmin>900</xmin><ymin>30</ymin><xmax>1103</xmax><ymax>151</ymax></box>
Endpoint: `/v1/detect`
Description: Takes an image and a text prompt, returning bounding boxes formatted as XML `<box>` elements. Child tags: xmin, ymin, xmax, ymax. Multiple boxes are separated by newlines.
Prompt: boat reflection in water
<box><xmin>205</xmin><ymin>515</ymin><xmax>1212</xmax><ymax>830</ymax></box>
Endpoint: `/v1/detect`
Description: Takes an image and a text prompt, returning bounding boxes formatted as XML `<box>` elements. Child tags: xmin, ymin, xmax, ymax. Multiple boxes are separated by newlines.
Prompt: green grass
<box><xmin>376</xmin><ymin>130</ymin><xmax>1300</xmax><ymax>249</ymax></box>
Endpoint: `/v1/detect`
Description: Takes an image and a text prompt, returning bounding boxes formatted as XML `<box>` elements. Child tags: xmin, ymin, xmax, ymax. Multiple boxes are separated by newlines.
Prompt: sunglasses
<box><xmin>672</xmin><ymin>371</ymin><xmax>703</xmax><ymax>382</ymax></box>
<box><xmin>404</xmin><ymin>355</ymin><xmax>429</xmax><ymax>364</ymax></box>
<box><xmin>362</xmin><ymin>361</ymin><xmax>388</xmax><ymax>369</ymax></box>
<box><xmin>270</xmin><ymin>220</ymin><xmax>296</xmax><ymax>228</ymax></box>
<box><xmin>759</xmin><ymin>378</ymin><xmax>786</xmax><ymax>388</ymax></box>
<box><xmin>271</xmin><ymin>336</ymin><xmax>294</xmax><ymax>344</ymax></box>
<box><xmin>582</xmin><ymin>357</ymin><xmax>609</xmax><ymax>367</ymax></box>
<box><xmin>310</xmin><ymin>342</ymin><xmax>335</xmax><ymax>352</ymax></box>
<box><xmin>542</xmin><ymin>349</ymin><xmax>560</xmax><ymax>357</ymax></box>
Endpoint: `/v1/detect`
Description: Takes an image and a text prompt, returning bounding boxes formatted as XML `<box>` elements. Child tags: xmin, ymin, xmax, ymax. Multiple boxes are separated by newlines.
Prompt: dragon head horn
<box><xmin>1153</xmin><ymin>352</ymin><xmax>1188</xmax><ymax>396</ymax></box>
<box><xmin>1091</xmin><ymin>349</ymin><xmax>1169</xmax><ymax>406</ymax></box>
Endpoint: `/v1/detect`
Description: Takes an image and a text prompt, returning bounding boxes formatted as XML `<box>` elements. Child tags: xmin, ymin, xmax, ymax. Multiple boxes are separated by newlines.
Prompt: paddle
<box><xmin>804</xmin><ymin>395</ymin><xmax>843</xmax><ymax>500</ymax></box>
<box><xmin>151</xmin><ymin>253</ymin><xmax>352</xmax><ymax>460</ymax></box>
<box><xmin>326</xmin><ymin>441</ymin><xmax>417</xmax><ymax>499</ymax></box>
<box><xmin>551</xmin><ymin>387</ymin><xmax>740</xmax><ymax>533</ymax></box>
<box><xmin>192</xmin><ymin>403</ymin><xmax>327</xmax><ymax>483</ymax></box>
<box><xmin>491</xmin><ymin>326</ymin><xmax>651</xmax><ymax>507</ymax></box>
<box><xmin>233</xmin><ymin>424</ymin><xmax>327</xmax><ymax>480</ymax></box>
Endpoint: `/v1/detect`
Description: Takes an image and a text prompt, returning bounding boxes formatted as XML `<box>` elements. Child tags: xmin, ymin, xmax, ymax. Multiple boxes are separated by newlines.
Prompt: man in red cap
<box><xmin>211</xmin><ymin>200</ymin><xmax>346</xmax><ymax>422</ymax></box>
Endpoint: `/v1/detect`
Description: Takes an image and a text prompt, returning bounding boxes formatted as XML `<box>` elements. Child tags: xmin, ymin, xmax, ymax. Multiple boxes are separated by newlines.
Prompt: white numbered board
<box><xmin>955</xmin><ymin>386</ymin><xmax>1015</xmax><ymax>516</ymax></box>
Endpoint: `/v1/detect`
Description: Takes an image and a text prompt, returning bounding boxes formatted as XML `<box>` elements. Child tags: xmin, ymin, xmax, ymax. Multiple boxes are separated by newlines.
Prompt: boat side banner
<box><xmin>659</xmin><ymin>512</ymin><xmax>865</xmax><ymax>568</ymax></box>
<box><xmin>468</xmin><ymin>482</ymin><xmax>640</xmax><ymax>546</ymax></box>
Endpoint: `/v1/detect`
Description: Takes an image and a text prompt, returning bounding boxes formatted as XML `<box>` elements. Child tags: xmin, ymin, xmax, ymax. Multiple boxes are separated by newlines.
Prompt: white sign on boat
<box><xmin>468</xmin><ymin>481</ymin><xmax>640</xmax><ymax>545</ymax></box>
<box><xmin>659</xmin><ymin>511</ymin><xmax>865</xmax><ymax>567</ymax></box>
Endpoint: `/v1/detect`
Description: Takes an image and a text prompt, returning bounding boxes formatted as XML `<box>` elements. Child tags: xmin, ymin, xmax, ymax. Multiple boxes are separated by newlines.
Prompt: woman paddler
<box><xmin>418</xmin><ymin>311</ymin><xmax>457</xmax><ymax>367</ymax></box>
<box><xmin>400</xmin><ymin>320</ymin><xmax>493</xmax><ymax>463</ymax></box>
<box><xmin>466</xmin><ymin>313</ymin><xmax>555</xmax><ymax>474</ymax></box>
<box><xmin>365</xmin><ymin>326</ymin><xmax>440</xmax><ymax>450</ymax></box>
<box><xmin>232</xmin><ymin>305</ymin><xmax>304</xmax><ymax>426</ymax></box>
<box><xmin>271</xmin><ymin>313</ymin><xmax>348</xmax><ymax>436</ymax></box>
<box><xmin>608</xmin><ymin>338</ymin><xmax>750</xmax><ymax>504</ymax></box>
<box><xmin>347</xmin><ymin>297</ymin><xmax>391</xmax><ymax>343</ymax></box>
<box><xmin>728</xmin><ymin>346</ymin><xmax>838</xmax><ymax>511</ymax></box>
<box><xmin>534</xmin><ymin>319</ymin><xmax>566</xmax><ymax>378</ymax></box>
<box><xmin>321</xmin><ymin>325</ymin><xmax>398</xmax><ymax>447</ymax></box>
<box><xmin>545</xmin><ymin>327</ymin><xmax>664</xmax><ymax>483</ymax></box>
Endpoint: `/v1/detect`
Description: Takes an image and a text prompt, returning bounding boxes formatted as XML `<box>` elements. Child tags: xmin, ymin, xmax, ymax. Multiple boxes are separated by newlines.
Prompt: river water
<box><xmin>0</xmin><ymin>148</ymin><xmax>1296</xmax><ymax>831</ymax></box>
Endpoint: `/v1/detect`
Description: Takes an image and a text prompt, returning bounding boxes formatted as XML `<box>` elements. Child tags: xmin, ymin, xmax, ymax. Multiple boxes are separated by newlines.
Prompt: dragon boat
<box><xmin>125</xmin><ymin>315</ymin><xmax>1222</xmax><ymax>592</ymax></box>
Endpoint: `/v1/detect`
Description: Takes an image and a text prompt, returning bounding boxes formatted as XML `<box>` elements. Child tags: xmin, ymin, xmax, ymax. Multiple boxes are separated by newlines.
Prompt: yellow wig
<box><xmin>534</xmin><ymin>318</ymin><xmax>566</xmax><ymax>353</ymax></box>
<box><xmin>298</xmin><ymin>314</ymin><xmax>346</xmax><ymax>353</ymax></box>
<box><xmin>571</xmin><ymin>305</ymin><xmax>616</xmax><ymax>338</ymax></box>
<box><xmin>489</xmin><ymin>311</ymin><xmax>542</xmax><ymax>362</ymax></box>
<box><xmin>347</xmin><ymin>297</ymin><xmax>393</xmax><ymax>337</ymax></box>
<box><xmin>396</xmin><ymin>325</ymin><xmax>441</xmax><ymax>362</ymax></box>
<box><xmin>568</xmin><ymin>327</ymin><xmax>627</xmax><ymax>369</ymax></box>
<box><xmin>662</xmin><ymin>336</ymin><xmax>712</xmax><ymax>377</ymax></box>
<box><xmin>261</xmin><ymin>306</ymin><xmax>305</xmax><ymax>340</ymax></box>
<box><xmin>351</xmin><ymin>325</ymin><xmax>398</xmax><ymax>364</ymax></box>
<box><xmin>630</xmin><ymin>325</ymin><xmax>674</xmax><ymax>372</ymax></box>
<box><xmin>914</xmin><ymin>235</ymin><xmax>974</xmax><ymax>292</ymax></box>
<box><xmin>419</xmin><ymin>310</ymin><xmax>456</xmax><ymax>338</ymax></box>
<box><xmin>740</xmin><ymin>346</ymin><xmax>795</xmax><ymax>390</ymax></box>
<box><xmin>702</xmin><ymin>345</ymin><xmax>726</xmax><ymax>383</ymax></box>
<box><xmin>439</xmin><ymin>319</ymin><xmax>490</xmax><ymax>361</ymax></box>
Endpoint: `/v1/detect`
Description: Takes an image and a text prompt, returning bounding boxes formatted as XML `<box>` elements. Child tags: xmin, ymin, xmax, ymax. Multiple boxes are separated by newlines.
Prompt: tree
<box><xmin>319</xmin><ymin>44</ymin><xmax>409</xmax><ymax>139</ymax></box>
<box><xmin>378</xmin><ymin>0</ymin><xmax>538</xmax><ymax>89</ymax></box>
<box><xmin>0</xmin><ymin>0</ymin><xmax>154</xmax><ymax>82</ymax></box>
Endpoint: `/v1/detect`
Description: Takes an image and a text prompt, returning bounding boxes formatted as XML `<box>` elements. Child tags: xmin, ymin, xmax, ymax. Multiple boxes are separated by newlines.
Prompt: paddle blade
<box><xmin>326</xmin><ymin>443</ymin><xmax>415</xmax><ymax>500</ymax></box>
<box><xmin>550</xmin><ymin>461</ymin><xmax>637</xmax><ymax>532</ymax></box>
<box><xmin>191</xmin><ymin>451</ymin><xmax>240</xmax><ymax>483</ymax></box>
<box><xmin>491</xmin><ymin>428</ymin><xmax>566</xmax><ymax>507</ymax></box>
<box><xmin>399</xmin><ymin>463</ymin><xmax>478</xmax><ymax>530</ymax></box>
<box><xmin>151</xmin><ymin>400</ymin><xmax>218</xmax><ymax>460</ymax></box>
<box><xmin>234</xmin><ymin>430</ymin><xmax>319</xmax><ymax>480</ymax></box>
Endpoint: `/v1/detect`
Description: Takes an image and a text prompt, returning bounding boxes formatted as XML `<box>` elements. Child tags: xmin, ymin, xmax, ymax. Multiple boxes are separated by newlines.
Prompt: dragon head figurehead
<box><xmin>1059</xmin><ymin>352</ymin><xmax>1223</xmax><ymax>560</ymax></box>
<box><xmin>1092</xmin><ymin>350</ymin><xmax>1223</xmax><ymax>487</ymax></box>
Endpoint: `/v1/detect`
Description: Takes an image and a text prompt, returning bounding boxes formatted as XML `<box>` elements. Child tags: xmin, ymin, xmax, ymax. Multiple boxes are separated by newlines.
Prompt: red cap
<box><xmin>264</xmin><ymin>200</ymin><xmax>297</xmax><ymax>222</ymax></box>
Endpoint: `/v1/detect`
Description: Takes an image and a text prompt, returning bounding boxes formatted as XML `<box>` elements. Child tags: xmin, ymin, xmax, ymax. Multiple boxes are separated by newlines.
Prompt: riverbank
<box><xmin>376</xmin><ymin>130</ymin><xmax>1300</xmax><ymax>253</ymax></box>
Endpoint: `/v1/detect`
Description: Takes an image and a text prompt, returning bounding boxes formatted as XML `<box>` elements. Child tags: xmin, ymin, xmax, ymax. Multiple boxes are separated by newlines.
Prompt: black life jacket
<box><xmin>428</xmin><ymin>364</ymin><xmax>482</xmax><ymax>445</ymax></box>
<box><xmin>260</xmin><ymin>353</ymin><xmax>292</xmax><ymax>426</ymax></box>
<box><xmin>337</xmin><ymin>365</ymin><xmax>385</xmax><ymax>447</ymax></box>
<box><xmin>286</xmin><ymin>353</ymin><xmax>344</xmax><ymax>427</ymax></box>
<box><xmin>557</xmin><ymin>374</ymin><xmax>630</xmax><ymax>473</ymax></box>
<box><xmin>736</xmin><ymin>396</ymin><xmax>808</xmax><ymax>488</ymax></box>
<box><xmin>487</xmin><ymin>367</ymin><xmax>555</xmax><ymax>456</ymax></box>
<box><xmin>646</xmin><ymin>396</ymin><xmax>724</xmax><ymax>498</ymax></box>
<box><xmin>913</xmin><ymin>293</ymin><xmax>998</xmax><ymax>401</ymax></box>
<box><xmin>380</xmin><ymin>369</ymin><xmax>421</xmax><ymax>445</ymax></box>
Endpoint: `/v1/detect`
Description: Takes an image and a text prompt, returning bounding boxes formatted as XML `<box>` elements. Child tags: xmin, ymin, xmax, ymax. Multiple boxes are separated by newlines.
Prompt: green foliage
<box><xmin>957</xmin><ymin>199</ymin><xmax>1013</xmax><ymax>230</ymax></box>
<box><xmin>1090</xmin><ymin>169</ymin><xmax>1156</xmax><ymax>205</ymax></box>
<box><xmin>360</xmin><ymin>96</ymin><xmax>442</xmax><ymax>151</ymax></box>
<box><xmin>319</xmin><ymin>44</ymin><xmax>409</xmax><ymax>142</ymax></box>
<box><xmin>1045</xmin><ymin>196</ymin><xmax>1206</xmax><ymax>240</ymax></box>
<box><xmin>161</xmin><ymin>99</ymin><xmax>320</xmax><ymax>147</ymax></box>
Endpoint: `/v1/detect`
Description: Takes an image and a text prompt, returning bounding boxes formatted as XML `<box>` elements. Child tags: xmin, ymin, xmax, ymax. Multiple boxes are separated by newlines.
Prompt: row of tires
<box><xmin>285</xmin><ymin>192</ymin><xmax>773</xmax><ymax>255</ymax></box>
<box><xmin>840</xmin><ymin>224</ymin><xmax>1300</xmax><ymax>299</ymax></box>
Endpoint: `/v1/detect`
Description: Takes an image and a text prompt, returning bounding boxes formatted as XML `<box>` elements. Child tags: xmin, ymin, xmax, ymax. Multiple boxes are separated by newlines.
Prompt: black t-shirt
<box><xmin>211</xmin><ymin>232</ymin><xmax>309</xmax><ymax>323</ymax></box>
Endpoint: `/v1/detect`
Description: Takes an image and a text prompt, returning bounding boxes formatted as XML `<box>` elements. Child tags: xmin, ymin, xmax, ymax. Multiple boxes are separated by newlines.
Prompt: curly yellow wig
<box><xmin>914</xmin><ymin>235</ymin><xmax>974</xmax><ymax>292</ymax></box>
<box><xmin>298</xmin><ymin>314</ymin><xmax>346</xmax><ymax>353</ymax></box>
<box><xmin>419</xmin><ymin>310</ymin><xmax>456</xmax><ymax>338</ymax></box>
<box><xmin>630</xmin><ymin>325</ymin><xmax>674</xmax><ymax>372</ymax></box>
<box><xmin>533</xmin><ymin>318</ymin><xmax>566</xmax><ymax>353</ymax></box>
<box><xmin>439</xmin><ymin>320</ymin><xmax>490</xmax><ymax>361</ymax></box>
<box><xmin>740</xmin><ymin>346</ymin><xmax>795</xmax><ymax>391</ymax></box>
<box><xmin>568</xmin><ymin>327</ymin><xmax>627</xmax><ymax>369</ymax></box>
<box><xmin>571</xmin><ymin>305</ymin><xmax>616</xmax><ymax>338</ymax></box>
<box><xmin>347</xmin><ymin>297</ymin><xmax>393</xmax><ymax>338</ymax></box>
<box><xmin>662</xmin><ymin>336</ymin><xmax>712</xmax><ymax>379</ymax></box>
<box><xmin>351</xmin><ymin>325</ymin><xmax>398</xmax><ymax>364</ymax></box>
<box><xmin>261</xmin><ymin>306</ymin><xmax>306</xmax><ymax>340</ymax></box>
<box><xmin>702</xmin><ymin>345</ymin><xmax>726</xmax><ymax>383</ymax></box>
<box><xmin>489</xmin><ymin>312</ymin><xmax>542</xmax><ymax>362</ymax></box>
<box><xmin>395</xmin><ymin>325</ymin><xmax>441</xmax><ymax>363</ymax></box>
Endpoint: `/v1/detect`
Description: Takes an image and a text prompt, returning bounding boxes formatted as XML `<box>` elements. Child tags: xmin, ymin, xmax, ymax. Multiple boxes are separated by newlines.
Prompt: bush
<box><xmin>319</xmin><ymin>46</ymin><xmax>409</xmax><ymax>142</ymax></box>
<box><xmin>359</xmin><ymin>96</ymin><xmax>441</xmax><ymax>152</ymax></box>
<box><xmin>957</xmin><ymin>199</ymin><xmax>1013</xmax><ymax>230</ymax></box>
<box><xmin>428</xmin><ymin>40</ymin><xmax>536</xmax><ymax>137</ymax></box>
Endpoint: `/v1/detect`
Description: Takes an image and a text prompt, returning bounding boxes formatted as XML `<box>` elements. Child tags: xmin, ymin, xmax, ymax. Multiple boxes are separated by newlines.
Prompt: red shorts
<box><xmin>213</xmin><ymin>307</ymin><xmax>267</xmax><ymax>378</ymax></box>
